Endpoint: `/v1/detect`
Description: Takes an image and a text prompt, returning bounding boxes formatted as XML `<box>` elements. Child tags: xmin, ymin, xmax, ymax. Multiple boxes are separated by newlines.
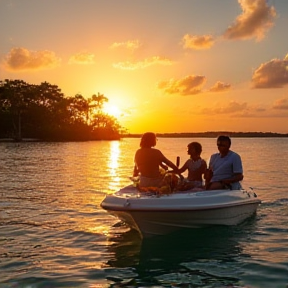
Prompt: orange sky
<box><xmin>1</xmin><ymin>0</ymin><xmax>288</xmax><ymax>133</ymax></box>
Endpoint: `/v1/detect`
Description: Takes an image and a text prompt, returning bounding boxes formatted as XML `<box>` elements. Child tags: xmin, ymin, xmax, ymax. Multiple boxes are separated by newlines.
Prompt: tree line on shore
<box><xmin>0</xmin><ymin>79</ymin><xmax>124</xmax><ymax>141</ymax></box>
<box><xmin>124</xmin><ymin>131</ymin><xmax>288</xmax><ymax>138</ymax></box>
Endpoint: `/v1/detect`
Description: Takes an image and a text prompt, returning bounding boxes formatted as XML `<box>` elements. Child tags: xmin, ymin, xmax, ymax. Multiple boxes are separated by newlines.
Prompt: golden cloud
<box><xmin>251</xmin><ymin>55</ymin><xmax>288</xmax><ymax>88</ymax></box>
<box><xmin>68</xmin><ymin>52</ymin><xmax>95</xmax><ymax>65</ymax></box>
<box><xmin>113</xmin><ymin>56</ymin><xmax>173</xmax><ymax>70</ymax></box>
<box><xmin>158</xmin><ymin>75</ymin><xmax>206</xmax><ymax>95</ymax></box>
<box><xmin>3</xmin><ymin>47</ymin><xmax>61</xmax><ymax>71</ymax></box>
<box><xmin>182</xmin><ymin>34</ymin><xmax>215</xmax><ymax>50</ymax></box>
<box><xmin>223</xmin><ymin>0</ymin><xmax>276</xmax><ymax>41</ymax></box>
<box><xmin>110</xmin><ymin>40</ymin><xmax>142</xmax><ymax>51</ymax></box>
<box><xmin>208</xmin><ymin>81</ymin><xmax>231</xmax><ymax>92</ymax></box>
<box><xmin>201</xmin><ymin>101</ymin><xmax>248</xmax><ymax>115</ymax></box>
<box><xmin>272</xmin><ymin>98</ymin><xmax>288</xmax><ymax>110</ymax></box>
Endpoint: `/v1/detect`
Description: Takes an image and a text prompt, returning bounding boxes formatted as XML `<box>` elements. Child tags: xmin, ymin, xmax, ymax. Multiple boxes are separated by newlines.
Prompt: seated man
<box><xmin>206</xmin><ymin>135</ymin><xmax>243</xmax><ymax>190</ymax></box>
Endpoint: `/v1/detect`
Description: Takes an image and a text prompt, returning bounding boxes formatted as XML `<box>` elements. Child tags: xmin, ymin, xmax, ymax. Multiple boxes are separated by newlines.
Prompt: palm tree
<box><xmin>86</xmin><ymin>92</ymin><xmax>108</xmax><ymax>125</ymax></box>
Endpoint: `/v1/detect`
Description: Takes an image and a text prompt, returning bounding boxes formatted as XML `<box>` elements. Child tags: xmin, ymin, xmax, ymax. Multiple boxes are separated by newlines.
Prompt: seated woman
<box><xmin>133</xmin><ymin>132</ymin><xmax>179</xmax><ymax>188</ymax></box>
<box><xmin>177</xmin><ymin>142</ymin><xmax>207</xmax><ymax>190</ymax></box>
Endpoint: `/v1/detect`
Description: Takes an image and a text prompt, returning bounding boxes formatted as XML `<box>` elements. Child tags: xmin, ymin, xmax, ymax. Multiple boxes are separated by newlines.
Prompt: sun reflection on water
<box><xmin>107</xmin><ymin>141</ymin><xmax>121</xmax><ymax>192</ymax></box>
<box><xmin>108</xmin><ymin>141</ymin><xmax>120</xmax><ymax>173</ymax></box>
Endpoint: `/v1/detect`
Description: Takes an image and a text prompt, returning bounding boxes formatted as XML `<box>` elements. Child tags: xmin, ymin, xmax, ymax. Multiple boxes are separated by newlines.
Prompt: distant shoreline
<box><xmin>122</xmin><ymin>131</ymin><xmax>288</xmax><ymax>138</ymax></box>
<box><xmin>1</xmin><ymin>131</ymin><xmax>288</xmax><ymax>142</ymax></box>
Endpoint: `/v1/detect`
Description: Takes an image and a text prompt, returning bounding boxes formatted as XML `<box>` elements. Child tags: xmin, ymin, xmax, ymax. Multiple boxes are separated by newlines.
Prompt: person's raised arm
<box><xmin>177</xmin><ymin>162</ymin><xmax>188</xmax><ymax>174</ymax></box>
<box><xmin>162</xmin><ymin>157</ymin><xmax>178</xmax><ymax>171</ymax></box>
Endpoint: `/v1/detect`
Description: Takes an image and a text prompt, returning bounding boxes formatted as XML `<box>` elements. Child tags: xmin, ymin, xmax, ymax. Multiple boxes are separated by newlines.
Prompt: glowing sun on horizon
<box><xmin>103</xmin><ymin>104</ymin><xmax>122</xmax><ymax>118</ymax></box>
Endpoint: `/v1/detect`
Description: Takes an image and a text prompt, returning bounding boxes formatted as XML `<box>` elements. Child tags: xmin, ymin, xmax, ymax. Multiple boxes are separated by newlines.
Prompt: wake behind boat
<box><xmin>100</xmin><ymin>184</ymin><xmax>261</xmax><ymax>238</ymax></box>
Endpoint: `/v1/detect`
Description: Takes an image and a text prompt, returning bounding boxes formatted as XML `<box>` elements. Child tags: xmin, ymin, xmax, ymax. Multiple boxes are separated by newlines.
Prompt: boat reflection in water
<box><xmin>105</xmin><ymin>222</ymin><xmax>257</xmax><ymax>287</ymax></box>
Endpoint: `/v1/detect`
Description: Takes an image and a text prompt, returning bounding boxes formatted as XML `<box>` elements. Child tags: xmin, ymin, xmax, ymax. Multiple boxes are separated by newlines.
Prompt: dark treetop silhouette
<box><xmin>0</xmin><ymin>79</ymin><xmax>124</xmax><ymax>141</ymax></box>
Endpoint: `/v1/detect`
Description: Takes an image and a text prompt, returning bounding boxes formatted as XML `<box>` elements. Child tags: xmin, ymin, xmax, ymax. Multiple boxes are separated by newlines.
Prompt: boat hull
<box><xmin>101</xmin><ymin>186</ymin><xmax>261</xmax><ymax>238</ymax></box>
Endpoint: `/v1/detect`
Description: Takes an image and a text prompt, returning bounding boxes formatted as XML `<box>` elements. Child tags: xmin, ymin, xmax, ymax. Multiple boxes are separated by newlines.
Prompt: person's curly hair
<box><xmin>140</xmin><ymin>132</ymin><xmax>157</xmax><ymax>148</ymax></box>
<box><xmin>187</xmin><ymin>142</ymin><xmax>202</xmax><ymax>155</ymax></box>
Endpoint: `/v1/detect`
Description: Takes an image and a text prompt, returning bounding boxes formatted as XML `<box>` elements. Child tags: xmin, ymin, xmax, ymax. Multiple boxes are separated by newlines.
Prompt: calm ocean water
<box><xmin>0</xmin><ymin>138</ymin><xmax>288</xmax><ymax>288</ymax></box>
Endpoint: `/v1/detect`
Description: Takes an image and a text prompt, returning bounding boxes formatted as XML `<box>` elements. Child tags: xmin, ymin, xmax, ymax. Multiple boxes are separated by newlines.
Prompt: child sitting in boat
<box><xmin>178</xmin><ymin>142</ymin><xmax>207</xmax><ymax>190</ymax></box>
<box><xmin>133</xmin><ymin>132</ymin><xmax>179</xmax><ymax>188</ymax></box>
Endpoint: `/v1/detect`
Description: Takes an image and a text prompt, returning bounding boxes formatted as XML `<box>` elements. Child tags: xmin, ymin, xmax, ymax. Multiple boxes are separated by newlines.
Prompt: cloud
<box><xmin>110</xmin><ymin>40</ymin><xmax>142</xmax><ymax>51</ymax></box>
<box><xmin>200</xmin><ymin>101</ymin><xmax>288</xmax><ymax>118</ymax></box>
<box><xmin>113</xmin><ymin>56</ymin><xmax>173</xmax><ymax>70</ymax></box>
<box><xmin>251</xmin><ymin>54</ymin><xmax>288</xmax><ymax>88</ymax></box>
<box><xmin>158</xmin><ymin>75</ymin><xmax>206</xmax><ymax>96</ymax></box>
<box><xmin>68</xmin><ymin>52</ymin><xmax>95</xmax><ymax>65</ymax></box>
<box><xmin>223</xmin><ymin>0</ymin><xmax>276</xmax><ymax>41</ymax></box>
<box><xmin>272</xmin><ymin>98</ymin><xmax>288</xmax><ymax>110</ymax></box>
<box><xmin>182</xmin><ymin>34</ymin><xmax>215</xmax><ymax>50</ymax></box>
<box><xmin>201</xmin><ymin>101</ymin><xmax>248</xmax><ymax>115</ymax></box>
<box><xmin>3</xmin><ymin>47</ymin><xmax>61</xmax><ymax>71</ymax></box>
<box><xmin>208</xmin><ymin>81</ymin><xmax>231</xmax><ymax>92</ymax></box>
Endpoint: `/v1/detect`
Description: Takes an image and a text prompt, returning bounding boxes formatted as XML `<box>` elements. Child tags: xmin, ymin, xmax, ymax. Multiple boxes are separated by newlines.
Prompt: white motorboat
<box><xmin>101</xmin><ymin>185</ymin><xmax>261</xmax><ymax>238</ymax></box>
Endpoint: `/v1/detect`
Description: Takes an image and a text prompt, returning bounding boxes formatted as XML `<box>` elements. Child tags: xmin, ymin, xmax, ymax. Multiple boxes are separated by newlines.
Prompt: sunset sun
<box><xmin>103</xmin><ymin>104</ymin><xmax>122</xmax><ymax>119</ymax></box>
